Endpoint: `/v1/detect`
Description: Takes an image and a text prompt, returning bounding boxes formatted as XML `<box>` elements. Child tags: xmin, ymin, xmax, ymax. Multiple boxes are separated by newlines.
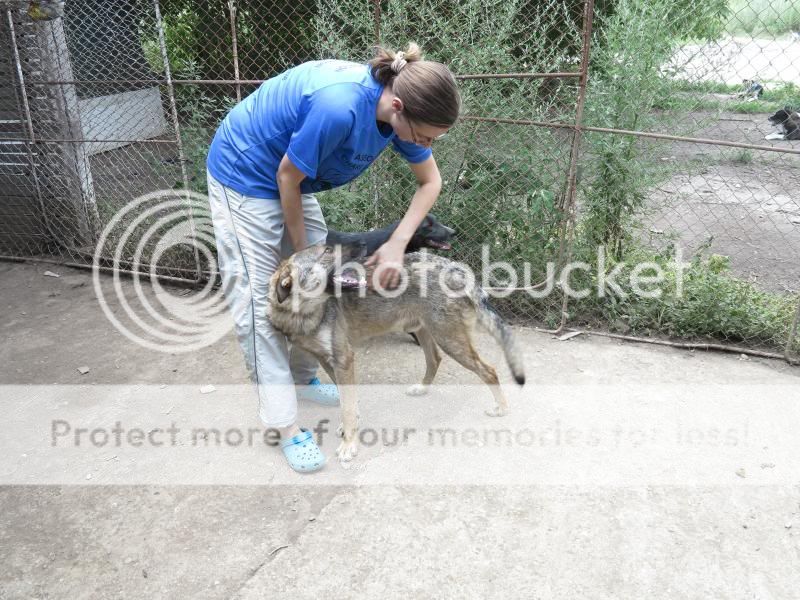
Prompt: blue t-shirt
<box><xmin>206</xmin><ymin>60</ymin><xmax>432</xmax><ymax>198</ymax></box>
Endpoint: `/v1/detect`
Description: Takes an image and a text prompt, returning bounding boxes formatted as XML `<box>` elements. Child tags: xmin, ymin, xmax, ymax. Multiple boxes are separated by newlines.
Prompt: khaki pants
<box><xmin>206</xmin><ymin>171</ymin><xmax>327</xmax><ymax>427</ymax></box>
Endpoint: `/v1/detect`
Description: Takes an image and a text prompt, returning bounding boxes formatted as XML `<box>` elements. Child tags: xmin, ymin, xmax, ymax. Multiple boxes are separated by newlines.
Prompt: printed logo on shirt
<box><xmin>340</xmin><ymin>153</ymin><xmax>376</xmax><ymax>171</ymax></box>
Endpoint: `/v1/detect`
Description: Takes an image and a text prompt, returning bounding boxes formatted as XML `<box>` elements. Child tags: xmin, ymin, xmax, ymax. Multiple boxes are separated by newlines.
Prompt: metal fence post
<box><xmin>554</xmin><ymin>0</ymin><xmax>595</xmax><ymax>334</ymax></box>
<box><xmin>373</xmin><ymin>0</ymin><xmax>381</xmax><ymax>46</ymax></box>
<box><xmin>227</xmin><ymin>0</ymin><xmax>241</xmax><ymax>102</ymax></box>
<box><xmin>152</xmin><ymin>0</ymin><xmax>202</xmax><ymax>282</ymax></box>
<box><xmin>785</xmin><ymin>296</ymin><xmax>800</xmax><ymax>364</ymax></box>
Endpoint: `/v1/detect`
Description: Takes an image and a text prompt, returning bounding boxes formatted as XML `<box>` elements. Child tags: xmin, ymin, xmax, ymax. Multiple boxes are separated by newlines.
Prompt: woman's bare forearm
<box><xmin>390</xmin><ymin>180</ymin><xmax>441</xmax><ymax>246</ymax></box>
<box><xmin>277</xmin><ymin>154</ymin><xmax>308</xmax><ymax>251</ymax></box>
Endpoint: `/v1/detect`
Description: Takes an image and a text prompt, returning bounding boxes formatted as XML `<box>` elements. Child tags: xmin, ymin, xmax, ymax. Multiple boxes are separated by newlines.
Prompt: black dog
<box><xmin>768</xmin><ymin>107</ymin><xmax>800</xmax><ymax>140</ymax></box>
<box><xmin>326</xmin><ymin>214</ymin><xmax>455</xmax><ymax>346</ymax></box>
<box><xmin>326</xmin><ymin>214</ymin><xmax>455</xmax><ymax>257</ymax></box>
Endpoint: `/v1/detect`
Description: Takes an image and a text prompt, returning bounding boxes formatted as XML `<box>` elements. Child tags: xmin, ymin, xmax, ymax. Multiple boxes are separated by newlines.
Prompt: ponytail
<box><xmin>369</xmin><ymin>43</ymin><xmax>423</xmax><ymax>85</ymax></box>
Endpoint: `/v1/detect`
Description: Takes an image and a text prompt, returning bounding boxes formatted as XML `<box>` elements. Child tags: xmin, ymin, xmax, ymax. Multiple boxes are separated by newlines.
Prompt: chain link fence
<box><xmin>1</xmin><ymin>0</ymin><xmax>799</xmax><ymax>360</ymax></box>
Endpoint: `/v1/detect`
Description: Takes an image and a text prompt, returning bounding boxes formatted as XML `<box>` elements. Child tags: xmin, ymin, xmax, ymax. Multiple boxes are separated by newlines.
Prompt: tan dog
<box><xmin>267</xmin><ymin>244</ymin><xmax>525</xmax><ymax>464</ymax></box>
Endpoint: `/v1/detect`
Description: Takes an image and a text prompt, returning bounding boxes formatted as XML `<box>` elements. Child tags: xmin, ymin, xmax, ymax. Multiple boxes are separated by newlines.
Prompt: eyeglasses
<box><xmin>405</xmin><ymin>114</ymin><xmax>447</xmax><ymax>147</ymax></box>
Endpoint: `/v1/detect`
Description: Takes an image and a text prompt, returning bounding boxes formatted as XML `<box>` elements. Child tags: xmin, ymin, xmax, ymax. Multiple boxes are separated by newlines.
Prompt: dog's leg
<box><xmin>406</xmin><ymin>326</ymin><xmax>441</xmax><ymax>396</ymax></box>
<box><xmin>434</xmin><ymin>328</ymin><xmax>509</xmax><ymax>417</ymax></box>
<box><xmin>333</xmin><ymin>350</ymin><xmax>359</xmax><ymax>465</ymax></box>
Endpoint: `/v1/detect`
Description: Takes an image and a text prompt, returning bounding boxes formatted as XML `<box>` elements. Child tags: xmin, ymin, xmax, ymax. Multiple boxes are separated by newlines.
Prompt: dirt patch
<box><xmin>641</xmin><ymin>111</ymin><xmax>800</xmax><ymax>292</ymax></box>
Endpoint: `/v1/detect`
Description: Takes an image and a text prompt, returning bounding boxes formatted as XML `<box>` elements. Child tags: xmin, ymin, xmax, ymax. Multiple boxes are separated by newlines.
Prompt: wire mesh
<box><xmin>569</xmin><ymin>0</ymin><xmax>800</xmax><ymax>357</ymax></box>
<box><xmin>0</xmin><ymin>0</ymin><xmax>798</xmax><ymax>359</ymax></box>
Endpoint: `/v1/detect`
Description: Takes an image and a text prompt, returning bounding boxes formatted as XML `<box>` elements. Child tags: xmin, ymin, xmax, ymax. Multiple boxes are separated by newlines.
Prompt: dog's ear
<box><xmin>276</xmin><ymin>268</ymin><xmax>293</xmax><ymax>304</ymax></box>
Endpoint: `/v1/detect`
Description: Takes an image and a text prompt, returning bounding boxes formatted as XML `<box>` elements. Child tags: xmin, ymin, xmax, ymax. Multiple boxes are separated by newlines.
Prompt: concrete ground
<box><xmin>645</xmin><ymin>111</ymin><xmax>800</xmax><ymax>293</ymax></box>
<box><xmin>2</xmin><ymin>259</ymin><xmax>800</xmax><ymax>599</ymax></box>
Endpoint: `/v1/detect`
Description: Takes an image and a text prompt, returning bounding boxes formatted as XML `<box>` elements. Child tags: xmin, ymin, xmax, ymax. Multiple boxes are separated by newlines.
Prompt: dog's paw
<box><xmin>336</xmin><ymin>439</ymin><xmax>359</xmax><ymax>463</ymax></box>
<box><xmin>406</xmin><ymin>383</ymin><xmax>429</xmax><ymax>396</ymax></box>
<box><xmin>485</xmin><ymin>405</ymin><xmax>508</xmax><ymax>417</ymax></box>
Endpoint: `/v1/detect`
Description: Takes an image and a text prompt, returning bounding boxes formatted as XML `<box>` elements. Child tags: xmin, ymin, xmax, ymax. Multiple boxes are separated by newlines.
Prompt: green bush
<box><xmin>581</xmin><ymin>0</ymin><xmax>682</xmax><ymax>257</ymax></box>
<box><xmin>726</xmin><ymin>0</ymin><xmax>800</xmax><ymax>35</ymax></box>
<box><xmin>585</xmin><ymin>249</ymin><xmax>798</xmax><ymax>348</ymax></box>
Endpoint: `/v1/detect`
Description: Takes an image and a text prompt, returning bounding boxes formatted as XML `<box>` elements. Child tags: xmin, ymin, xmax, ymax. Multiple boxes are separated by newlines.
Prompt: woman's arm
<box><xmin>390</xmin><ymin>155</ymin><xmax>443</xmax><ymax>246</ymax></box>
<box><xmin>277</xmin><ymin>154</ymin><xmax>309</xmax><ymax>251</ymax></box>
<box><xmin>366</xmin><ymin>155</ymin><xmax>443</xmax><ymax>288</ymax></box>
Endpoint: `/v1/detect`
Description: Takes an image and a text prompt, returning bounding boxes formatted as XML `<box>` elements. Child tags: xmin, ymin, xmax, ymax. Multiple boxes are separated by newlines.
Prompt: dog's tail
<box><xmin>475</xmin><ymin>292</ymin><xmax>526</xmax><ymax>386</ymax></box>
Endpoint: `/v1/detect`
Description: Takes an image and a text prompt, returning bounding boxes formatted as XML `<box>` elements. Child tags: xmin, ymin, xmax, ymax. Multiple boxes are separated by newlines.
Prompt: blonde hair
<box><xmin>369</xmin><ymin>43</ymin><xmax>460</xmax><ymax>128</ymax></box>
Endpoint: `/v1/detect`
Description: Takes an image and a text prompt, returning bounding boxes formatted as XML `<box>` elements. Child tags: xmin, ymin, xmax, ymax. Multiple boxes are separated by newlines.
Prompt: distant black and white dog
<box><xmin>768</xmin><ymin>107</ymin><xmax>800</xmax><ymax>141</ymax></box>
<box><xmin>736</xmin><ymin>79</ymin><xmax>764</xmax><ymax>101</ymax></box>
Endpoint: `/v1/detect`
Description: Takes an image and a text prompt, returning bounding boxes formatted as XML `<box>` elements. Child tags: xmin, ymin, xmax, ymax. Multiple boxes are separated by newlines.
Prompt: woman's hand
<box><xmin>362</xmin><ymin>157</ymin><xmax>441</xmax><ymax>290</ymax></box>
<box><xmin>364</xmin><ymin>239</ymin><xmax>407</xmax><ymax>290</ymax></box>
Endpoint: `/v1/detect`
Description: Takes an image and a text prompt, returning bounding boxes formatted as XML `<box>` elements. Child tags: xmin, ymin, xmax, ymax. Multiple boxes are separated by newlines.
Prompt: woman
<box><xmin>206</xmin><ymin>43</ymin><xmax>460</xmax><ymax>472</ymax></box>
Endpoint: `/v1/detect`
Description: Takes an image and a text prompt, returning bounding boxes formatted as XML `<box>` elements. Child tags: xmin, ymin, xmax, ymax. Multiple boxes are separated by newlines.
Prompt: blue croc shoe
<box><xmin>281</xmin><ymin>429</ymin><xmax>326</xmax><ymax>473</ymax></box>
<box><xmin>297</xmin><ymin>377</ymin><xmax>340</xmax><ymax>406</ymax></box>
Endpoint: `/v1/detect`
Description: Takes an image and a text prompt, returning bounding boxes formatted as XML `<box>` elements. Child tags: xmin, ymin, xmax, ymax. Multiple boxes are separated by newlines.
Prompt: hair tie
<box><xmin>391</xmin><ymin>51</ymin><xmax>407</xmax><ymax>73</ymax></box>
